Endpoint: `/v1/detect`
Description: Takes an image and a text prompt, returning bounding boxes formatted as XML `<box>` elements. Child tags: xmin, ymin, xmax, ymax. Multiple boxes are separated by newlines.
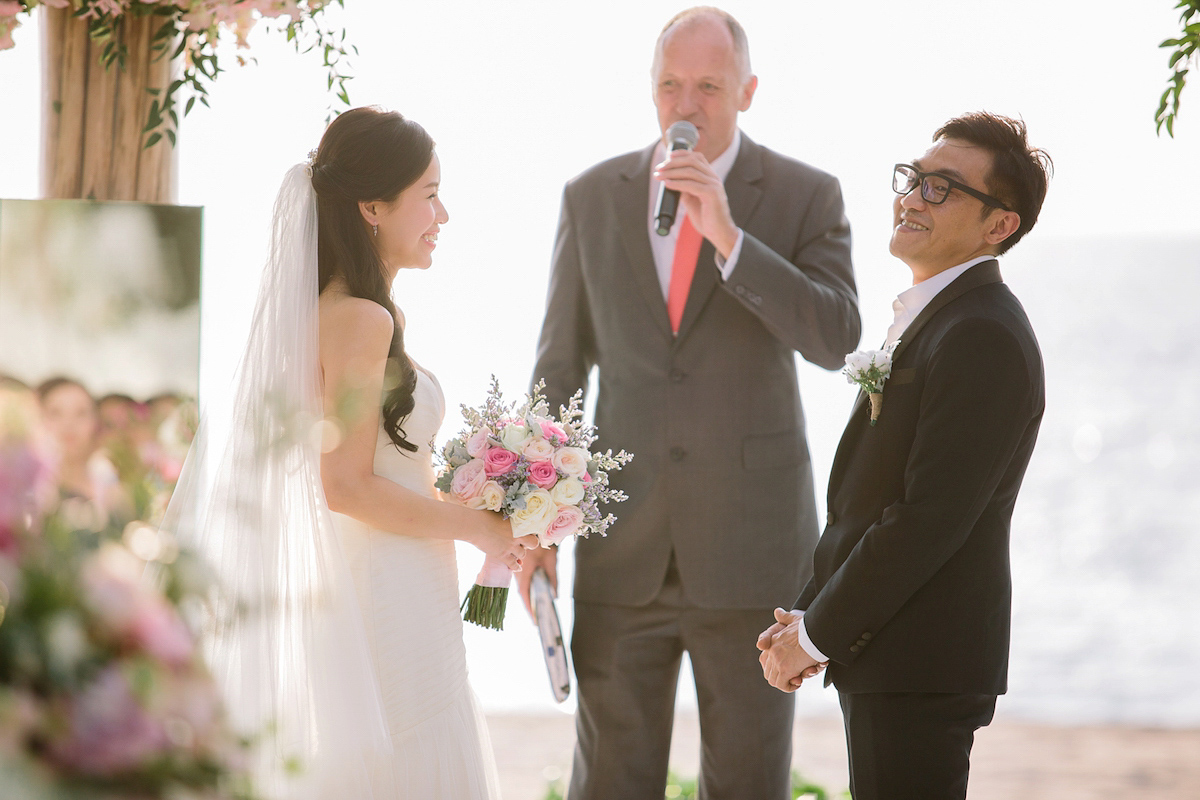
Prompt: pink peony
<box><xmin>465</xmin><ymin>426</ymin><xmax>492</xmax><ymax>458</ymax></box>
<box><xmin>538</xmin><ymin>419</ymin><xmax>569</xmax><ymax>444</ymax></box>
<box><xmin>483</xmin><ymin>447</ymin><xmax>519</xmax><ymax>477</ymax></box>
<box><xmin>527</xmin><ymin>460</ymin><xmax>559</xmax><ymax>490</ymax></box>
<box><xmin>48</xmin><ymin>665</ymin><xmax>167</xmax><ymax>776</ymax></box>
<box><xmin>450</xmin><ymin>458</ymin><xmax>488</xmax><ymax>501</ymax></box>
<box><xmin>542</xmin><ymin>504</ymin><xmax>584</xmax><ymax>547</ymax></box>
<box><xmin>81</xmin><ymin>547</ymin><xmax>144</xmax><ymax>631</ymax></box>
<box><xmin>130</xmin><ymin>600</ymin><xmax>194</xmax><ymax>667</ymax></box>
<box><xmin>0</xmin><ymin>2</ymin><xmax>23</xmax><ymax>17</ymax></box>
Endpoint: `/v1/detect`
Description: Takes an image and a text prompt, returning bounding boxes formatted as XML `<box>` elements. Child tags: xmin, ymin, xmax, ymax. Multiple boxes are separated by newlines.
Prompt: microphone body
<box><xmin>654</xmin><ymin>121</ymin><xmax>699</xmax><ymax>236</ymax></box>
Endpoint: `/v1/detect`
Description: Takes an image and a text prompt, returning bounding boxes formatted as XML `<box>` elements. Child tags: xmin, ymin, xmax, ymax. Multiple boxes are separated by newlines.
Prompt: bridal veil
<box><xmin>158</xmin><ymin>164</ymin><xmax>391</xmax><ymax>798</ymax></box>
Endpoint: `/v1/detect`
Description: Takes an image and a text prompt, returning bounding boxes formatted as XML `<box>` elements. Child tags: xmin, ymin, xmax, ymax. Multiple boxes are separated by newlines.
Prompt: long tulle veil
<box><xmin>158</xmin><ymin>164</ymin><xmax>390</xmax><ymax>797</ymax></box>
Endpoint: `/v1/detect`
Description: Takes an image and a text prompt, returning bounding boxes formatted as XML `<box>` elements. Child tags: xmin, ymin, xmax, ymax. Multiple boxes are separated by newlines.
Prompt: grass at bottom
<box><xmin>541</xmin><ymin>770</ymin><xmax>846</xmax><ymax>799</ymax></box>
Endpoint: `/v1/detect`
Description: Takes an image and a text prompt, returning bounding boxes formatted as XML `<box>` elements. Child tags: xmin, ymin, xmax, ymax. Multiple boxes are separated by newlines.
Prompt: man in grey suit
<box><xmin>519</xmin><ymin>7</ymin><xmax>860</xmax><ymax>798</ymax></box>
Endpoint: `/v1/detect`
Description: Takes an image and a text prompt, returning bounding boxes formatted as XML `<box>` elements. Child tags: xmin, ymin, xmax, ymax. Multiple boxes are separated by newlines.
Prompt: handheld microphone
<box><xmin>654</xmin><ymin>120</ymin><xmax>699</xmax><ymax>236</ymax></box>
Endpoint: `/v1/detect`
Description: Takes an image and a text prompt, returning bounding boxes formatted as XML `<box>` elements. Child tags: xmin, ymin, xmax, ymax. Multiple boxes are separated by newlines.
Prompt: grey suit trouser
<box><xmin>568</xmin><ymin>557</ymin><xmax>794</xmax><ymax>800</ymax></box>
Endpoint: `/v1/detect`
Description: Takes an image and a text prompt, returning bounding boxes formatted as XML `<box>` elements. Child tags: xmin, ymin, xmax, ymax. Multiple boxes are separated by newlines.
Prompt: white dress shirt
<box><xmin>884</xmin><ymin>255</ymin><xmax>996</xmax><ymax>346</ymax></box>
<box><xmin>647</xmin><ymin>129</ymin><xmax>745</xmax><ymax>299</ymax></box>
<box><xmin>795</xmin><ymin>254</ymin><xmax>998</xmax><ymax>666</ymax></box>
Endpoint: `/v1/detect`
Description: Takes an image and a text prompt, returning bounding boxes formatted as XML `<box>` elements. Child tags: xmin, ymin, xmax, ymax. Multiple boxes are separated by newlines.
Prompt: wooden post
<box><xmin>41</xmin><ymin>6</ymin><xmax>176</xmax><ymax>202</ymax></box>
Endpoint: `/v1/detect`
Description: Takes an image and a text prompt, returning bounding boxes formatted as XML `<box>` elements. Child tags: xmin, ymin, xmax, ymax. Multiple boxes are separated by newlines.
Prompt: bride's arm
<box><xmin>319</xmin><ymin>297</ymin><xmax>535</xmax><ymax>566</ymax></box>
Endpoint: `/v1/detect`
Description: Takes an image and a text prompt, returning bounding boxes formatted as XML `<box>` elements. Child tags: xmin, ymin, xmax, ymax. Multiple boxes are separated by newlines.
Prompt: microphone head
<box><xmin>666</xmin><ymin>120</ymin><xmax>699</xmax><ymax>151</ymax></box>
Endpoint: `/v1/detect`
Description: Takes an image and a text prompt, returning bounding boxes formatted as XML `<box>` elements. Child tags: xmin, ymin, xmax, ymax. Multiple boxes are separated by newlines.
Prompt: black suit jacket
<box><xmin>796</xmin><ymin>261</ymin><xmax>1044</xmax><ymax>694</ymax></box>
<box><xmin>533</xmin><ymin>134</ymin><xmax>860</xmax><ymax>608</ymax></box>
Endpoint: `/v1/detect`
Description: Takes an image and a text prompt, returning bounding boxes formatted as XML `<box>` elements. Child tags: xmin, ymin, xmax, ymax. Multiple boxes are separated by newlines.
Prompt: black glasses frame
<box><xmin>892</xmin><ymin>163</ymin><xmax>1011</xmax><ymax>211</ymax></box>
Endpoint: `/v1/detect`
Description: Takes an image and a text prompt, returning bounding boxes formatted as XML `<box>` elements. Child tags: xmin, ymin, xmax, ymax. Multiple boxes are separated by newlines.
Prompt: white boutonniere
<box><xmin>842</xmin><ymin>341</ymin><xmax>900</xmax><ymax>426</ymax></box>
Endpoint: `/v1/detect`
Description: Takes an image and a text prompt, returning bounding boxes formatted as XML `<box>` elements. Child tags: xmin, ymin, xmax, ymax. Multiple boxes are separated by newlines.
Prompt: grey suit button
<box><xmin>861</xmin><ymin>632</ymin><xmax>872</xmax><ymax>641</ymax></box>
<box><xmin>850</xmin><ymin>645</ymin><xmax>861</xmax><ymax>654</ymax></box>
<box><xmin>735</xmin><ymin>285</ymin><xmax>746</xmax><ymax>295</ymax></box>
<box><xmin>670</xmin><ymin>447</ymin><xmax>686</xmax><ymax>461</ymax></box>
<box><xmin>856</xmin><ymin>639</ymin><xmax>868</xmax><ymax>647</ymax></box>
<box><xmin>826</xmin><ymin>512</ymin><xmax>836</xmax><ymax>526</ymax></box>
<box><xmin>669</xmin><ymin>369</ymin><xmax>685</xmax><ymax>382</ymax></box>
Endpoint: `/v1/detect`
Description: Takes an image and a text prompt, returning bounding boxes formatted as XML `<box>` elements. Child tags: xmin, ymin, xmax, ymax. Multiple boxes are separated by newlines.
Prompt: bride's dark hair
<box><xmin>310</xmin><ymin>107</ymin><xmax>434</xmax><ymax>453</ymax></box>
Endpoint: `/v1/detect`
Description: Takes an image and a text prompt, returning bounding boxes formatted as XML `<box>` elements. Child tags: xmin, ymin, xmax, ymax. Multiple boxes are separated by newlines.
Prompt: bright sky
<box><xmin>1</xmin><ymin>0</ymin><xmax>1197</xmax><ymax>714</ymax></box>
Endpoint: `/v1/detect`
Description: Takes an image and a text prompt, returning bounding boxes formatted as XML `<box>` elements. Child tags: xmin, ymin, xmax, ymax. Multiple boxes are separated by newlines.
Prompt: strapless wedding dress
<box><xmin>331</xmin><ymin>363</ymin><xmax>501</xmax><ymax>799</ymax></box>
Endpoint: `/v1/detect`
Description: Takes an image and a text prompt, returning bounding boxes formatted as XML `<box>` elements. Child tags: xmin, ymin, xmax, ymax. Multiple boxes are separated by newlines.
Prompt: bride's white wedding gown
<box><xmin>331</xmin><ymin>362</ymin><xmax>502</xmax><ymax>799</ymax></box>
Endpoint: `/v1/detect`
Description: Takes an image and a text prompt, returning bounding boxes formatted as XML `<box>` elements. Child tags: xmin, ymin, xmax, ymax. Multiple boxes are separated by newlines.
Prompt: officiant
<box><xmin>521</xmin><ymin>6</ymin><xmax>860</xmax><ymax>798</ymax></box>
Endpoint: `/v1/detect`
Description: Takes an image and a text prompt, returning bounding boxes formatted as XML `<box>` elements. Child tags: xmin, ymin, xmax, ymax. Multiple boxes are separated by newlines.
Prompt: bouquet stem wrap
<box><xmin>461</xmin><ymin>554</ymin><xmax>514</xmax><ymax>630</ymax></box>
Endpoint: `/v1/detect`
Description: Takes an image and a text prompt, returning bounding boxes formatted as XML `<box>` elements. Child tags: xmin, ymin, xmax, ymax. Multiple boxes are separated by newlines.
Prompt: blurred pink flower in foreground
<box><xmin>48</xmin><ymin>665</ymin><xmax>167</xmax><ymax>776</ymax></box>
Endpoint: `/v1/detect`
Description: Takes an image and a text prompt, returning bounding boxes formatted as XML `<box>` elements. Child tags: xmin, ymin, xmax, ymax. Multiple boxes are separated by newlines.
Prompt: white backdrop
<box><xmin>2</xmin><ymin>1</ymin><xmax>1198</xmax><ymax>719</ymax></box>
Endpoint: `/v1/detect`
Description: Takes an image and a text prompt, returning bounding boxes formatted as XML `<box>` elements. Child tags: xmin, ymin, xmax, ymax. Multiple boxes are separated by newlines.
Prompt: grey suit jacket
<box><xmin>532</xmin><ymin>133</ymin><xmax>860</xmax><ymax>609</ymax></box>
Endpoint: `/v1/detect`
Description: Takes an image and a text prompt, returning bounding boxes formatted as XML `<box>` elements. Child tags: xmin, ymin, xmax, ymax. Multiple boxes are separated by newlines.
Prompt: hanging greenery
<box><xmin>1157</xmin><ymin>0</ymin><xmax>1199</xmax><ymax>137</ymax></box>
<box><xmin>0</xmin><ymin>0</ymin><xmax>355</xmax><ymax>148</ymax></box>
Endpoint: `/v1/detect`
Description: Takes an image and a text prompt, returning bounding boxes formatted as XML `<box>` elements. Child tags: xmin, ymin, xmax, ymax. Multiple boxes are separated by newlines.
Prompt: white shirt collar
<box><xmin>886</xmin><ymin>255</ymin><xmax>996</xmax><ymax>346</ymax></box>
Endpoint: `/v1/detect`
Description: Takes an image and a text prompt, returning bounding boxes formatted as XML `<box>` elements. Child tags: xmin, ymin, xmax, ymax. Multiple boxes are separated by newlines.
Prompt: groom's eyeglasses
<box><xmin>892</xmin><ymin>164</ymin><xmax>1011</xmax><ymax>211</ymax></box>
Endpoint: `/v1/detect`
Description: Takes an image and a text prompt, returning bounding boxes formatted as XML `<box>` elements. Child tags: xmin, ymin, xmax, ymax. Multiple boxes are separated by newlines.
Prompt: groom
<box><xmin>759</xmin><ymin>112</ymin><xmax>1051</xmax><ymax>799</ymax></box>
<box><xmin>524</xmin><ymin>6</ymin><xmax>859</xmax><ymax>799</ymax></box>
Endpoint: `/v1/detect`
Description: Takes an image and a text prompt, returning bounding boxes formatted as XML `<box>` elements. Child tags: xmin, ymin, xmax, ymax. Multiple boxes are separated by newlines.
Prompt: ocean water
<box><xmin>460</xmin><ymin>235</ymin><xmax>1200</xmax><ymax>728</ymax></box>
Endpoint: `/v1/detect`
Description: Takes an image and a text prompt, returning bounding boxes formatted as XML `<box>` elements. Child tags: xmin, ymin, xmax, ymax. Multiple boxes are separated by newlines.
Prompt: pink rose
<box><xmin>538</xmin><ymin>419</ymin><xmax>568</xmax><ymax>444</ymax></box>
<box><xmin>466</xmin><ymin>426</ymin><xmax>492</xmax><ymax>458</ymax></box>
<box><xmin>0</xmin><ymin>2</ymin><xmax>22</xmax><ymax>17</ymax></box>
<box><xmin>450</xmin><ymin>458</ymin><xmax>487</xmax><ymax>500</ymax></box>
<box><xmin>542</xmin><ymin>504</ymin><xmax>584</xmax><ymax>547</ymax></box>
<box><xmin>483</xmin><ymin>446</ymin><xmax>519</xmax><ymax>477</ymax></box>
<box><xmin>527</xmin><ymin>460</ymin><xmax>558</xmax><ymax>490</ymax></box>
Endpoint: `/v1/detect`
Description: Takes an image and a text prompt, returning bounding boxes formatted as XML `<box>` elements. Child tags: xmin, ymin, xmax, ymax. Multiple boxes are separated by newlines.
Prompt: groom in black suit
<box><xmin>759</xmin><ymin>112</ymin><xmax>1051</xmax><ymax>799</ymax></box>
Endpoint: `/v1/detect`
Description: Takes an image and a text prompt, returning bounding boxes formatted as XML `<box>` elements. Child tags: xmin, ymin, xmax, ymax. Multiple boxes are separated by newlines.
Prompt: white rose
<box><xmin>499</xmin><ymin>423</ymin><xmax>533</xmax><ymax>453</ymax></box>
<box><xmin>523</xmin><ymin>438</ymin><xmax>556</xmax><ymax>462</ymax></box>
<box><xmin>552</xmin><ymin>447</ymin><xmax>591</xmax><ymax>479</ymax></box>
<box><xmin>550</xmin><ymin>476</ymin><xmax>585</xmax><ymax>506</ymax></box>
<box><xmin>873</xmin><ymin>348</ymin><xmax>894</xmax><ymax>374</ymax></box>
<box><xmin>478</xmin><ymin>480</ymin><xmax>505</xmax><ymax>512</ymax></box>
<box><xmin>844</xmin><ymin>350</ymin><xmax>873</xmax><ymax>374</ymax></box>
<box><xmin>509</xmin><ymin>489</ymin><xmax>558</xmax><ymax>538</ymax></box>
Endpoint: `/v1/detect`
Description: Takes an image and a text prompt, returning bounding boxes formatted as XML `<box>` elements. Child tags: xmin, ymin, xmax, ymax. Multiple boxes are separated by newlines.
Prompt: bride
<box><xmin>163</xmin><ymin>107</ymin><xmax>536</xmax><ymax>799</ymax></box>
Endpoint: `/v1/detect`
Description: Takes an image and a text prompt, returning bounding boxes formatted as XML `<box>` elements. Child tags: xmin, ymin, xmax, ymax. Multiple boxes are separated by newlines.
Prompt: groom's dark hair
<box><xmin>935</xmin><ymin>112</ymin><xmax>1053</xmax><ymax>255</ymax></box>
<box><xmin>310</xmin><ymin>106</ymin><xmax>435</xmax><ymax>453</ymax></box>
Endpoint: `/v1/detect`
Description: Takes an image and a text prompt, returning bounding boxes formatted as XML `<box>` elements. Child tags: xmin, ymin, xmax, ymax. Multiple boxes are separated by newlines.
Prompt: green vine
<box><xmin>1156</xmin><ymin>0</ymin><xmax>1200</xmax><ymax>137</ymax></box>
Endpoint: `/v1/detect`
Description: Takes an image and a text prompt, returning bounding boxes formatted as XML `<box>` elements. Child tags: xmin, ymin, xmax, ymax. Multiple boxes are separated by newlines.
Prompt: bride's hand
<box><xmin>471</xmin><ymin>512</ymin><xmax>540</xmax><ymax>572</ymax></box>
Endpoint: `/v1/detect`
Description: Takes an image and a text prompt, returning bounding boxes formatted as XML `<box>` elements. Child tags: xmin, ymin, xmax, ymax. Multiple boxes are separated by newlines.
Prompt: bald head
<box><xmin>652</xmin><ymin>6</ymin><xmax>752</xmax><ymax>82</ymax></box>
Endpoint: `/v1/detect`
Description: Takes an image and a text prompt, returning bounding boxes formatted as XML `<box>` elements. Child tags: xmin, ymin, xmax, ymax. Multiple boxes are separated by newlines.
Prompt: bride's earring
<box><xmin>372</xmin><ymin>224</ymin><xmax>379</xmax><ymax>237</ymax></box>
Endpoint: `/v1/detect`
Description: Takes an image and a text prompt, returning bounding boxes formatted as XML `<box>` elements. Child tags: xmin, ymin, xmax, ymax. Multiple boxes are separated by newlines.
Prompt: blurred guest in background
<box><xmin>36</xmin><ymin>377</ymin><xmax>126</xmax><ymax>525</ymax></box>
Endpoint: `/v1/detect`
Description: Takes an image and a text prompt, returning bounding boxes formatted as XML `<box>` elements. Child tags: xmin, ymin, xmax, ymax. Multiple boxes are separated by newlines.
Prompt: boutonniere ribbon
<box><xmin>842</xmin><ymin>341</ymin><xmax>900</xmax><ymax>426</ymax></box>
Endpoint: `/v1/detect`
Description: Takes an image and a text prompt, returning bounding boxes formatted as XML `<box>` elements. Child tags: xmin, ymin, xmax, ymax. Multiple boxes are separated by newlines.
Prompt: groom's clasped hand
<box><xmin>756</xmin><ymin>608</ymin><xmax>826</xmax><ymax>691</ymax></box>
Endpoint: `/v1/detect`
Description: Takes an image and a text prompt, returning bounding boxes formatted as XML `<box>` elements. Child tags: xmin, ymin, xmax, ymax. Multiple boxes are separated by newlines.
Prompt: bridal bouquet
<box><xmin>436</xmin><ymin>378</ymin><xmax>632</xmax><ymax>630</ymax></box>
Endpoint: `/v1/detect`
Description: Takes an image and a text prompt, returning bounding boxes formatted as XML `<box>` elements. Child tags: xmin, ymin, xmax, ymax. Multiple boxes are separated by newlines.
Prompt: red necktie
<box><xmin>666</xmin><ymin>215</ymin><xmax>702</xmax><ymax>334</ymax></box>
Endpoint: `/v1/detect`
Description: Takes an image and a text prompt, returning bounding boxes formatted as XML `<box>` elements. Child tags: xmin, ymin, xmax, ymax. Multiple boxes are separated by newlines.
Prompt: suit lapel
<box><xmin>833</xmin><ymin>260</ymin><xmax>1004</xmax><ymax>485</ymax></box>
<box><xmin>617</xmin><ymin>144</ymin><xmax>673</xmax><ymax>340</ymax></box>
<box><xmin>674</xmin><ymin>135</ymin><xmax>765</xmax><ymax>345</ymax></box>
